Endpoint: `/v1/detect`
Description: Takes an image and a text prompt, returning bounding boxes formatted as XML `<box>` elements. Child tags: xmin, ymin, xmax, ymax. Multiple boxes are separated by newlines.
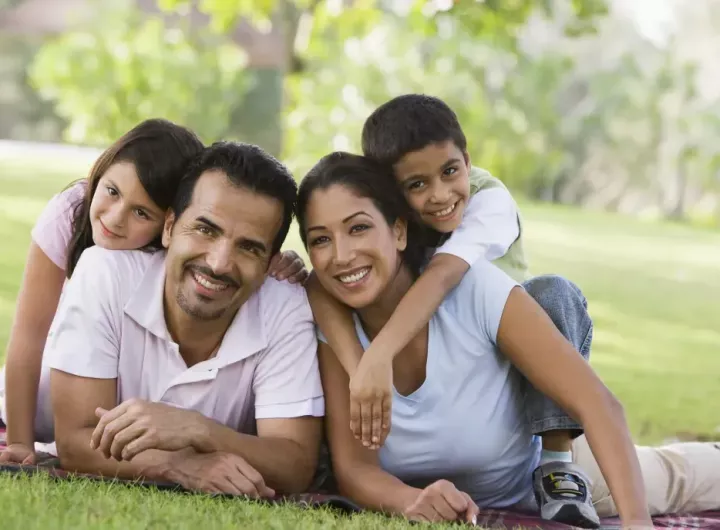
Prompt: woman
<box><xmin>0</xmin><ymin>119</ymin><xmax>306</xmax><ymax>464</ymax></box>
<box><xmin>296</xmin><ymin>152</ymin><xmax>655</xmax><ymax>527</ymax></box>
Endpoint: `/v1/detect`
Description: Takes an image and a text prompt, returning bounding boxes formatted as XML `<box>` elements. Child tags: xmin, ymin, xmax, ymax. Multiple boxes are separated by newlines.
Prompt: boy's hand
<box><xmin>348</xmin><ymin>352</ymin><xmax>393</xmax><ymax>449</ymax></box>
<box><xmin>268</xmin><ymin>251</ymin><xmax>309</xmax><ymax>284</ymax></box>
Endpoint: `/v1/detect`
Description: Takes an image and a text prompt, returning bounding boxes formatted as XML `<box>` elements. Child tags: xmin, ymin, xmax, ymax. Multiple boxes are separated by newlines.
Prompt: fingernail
<box><xmin>472</xmin><ymin>515</ymin><xmax>477</xmax><ymax>525</ymax></box>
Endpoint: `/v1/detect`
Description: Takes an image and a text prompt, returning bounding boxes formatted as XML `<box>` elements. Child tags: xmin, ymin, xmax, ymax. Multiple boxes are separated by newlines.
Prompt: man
<box><xmin>46</xmin><ymin>141</ymin><xmax>323</xmax><ymax>497</ymax></box>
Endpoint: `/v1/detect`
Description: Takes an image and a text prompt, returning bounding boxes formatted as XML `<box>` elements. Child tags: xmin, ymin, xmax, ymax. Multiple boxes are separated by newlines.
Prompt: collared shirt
<box><xmin>27</xmin><ymin>246</ymin><xmax>323</xmax><ymax>441</ymax></box>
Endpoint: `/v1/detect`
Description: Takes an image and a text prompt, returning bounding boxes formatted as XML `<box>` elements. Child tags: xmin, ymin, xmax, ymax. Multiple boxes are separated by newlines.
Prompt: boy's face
<box><xmin>393</xmin><ymin>140</ymin><xmax>471</xmax><ymax>233</ymax></box>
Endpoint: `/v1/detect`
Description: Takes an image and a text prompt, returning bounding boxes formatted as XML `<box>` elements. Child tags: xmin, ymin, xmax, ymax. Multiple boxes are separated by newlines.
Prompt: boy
<box><xmin>306</xmin><ymin>94</ymin><xmax>600</xmax><ymax>527</ymax></box>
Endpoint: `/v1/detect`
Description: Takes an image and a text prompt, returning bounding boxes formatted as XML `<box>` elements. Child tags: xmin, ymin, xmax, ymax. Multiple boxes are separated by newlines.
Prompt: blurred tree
<box><xmin>29</xmin><ymin>3</ymin><xmax>250</xmax><ymax>146</ymax></box>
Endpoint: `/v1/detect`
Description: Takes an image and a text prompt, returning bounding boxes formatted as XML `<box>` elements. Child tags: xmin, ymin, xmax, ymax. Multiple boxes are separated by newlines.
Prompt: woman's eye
<box><xmin>309</xmin><ymin>235</ymin><xmax>329</xmax><ymax>247</ymax></box>
<box><xmin>349</xmin><ymin>224</ymin><xmax>370</xmax><ymax>234</ymax></box>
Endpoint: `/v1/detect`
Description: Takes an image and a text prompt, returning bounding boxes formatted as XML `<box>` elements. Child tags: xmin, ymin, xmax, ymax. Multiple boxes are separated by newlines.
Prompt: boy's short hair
<box><xmin>361</xmin><ymin>94</ymin><xmax>468</xmax><ymax>166</ymax></box>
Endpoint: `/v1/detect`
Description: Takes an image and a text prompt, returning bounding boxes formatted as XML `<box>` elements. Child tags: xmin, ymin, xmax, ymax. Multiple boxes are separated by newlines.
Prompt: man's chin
<box><xmin>176</xmin><ymin>291</ymin><xmax>228</xmax><ymax>322</ymax></box>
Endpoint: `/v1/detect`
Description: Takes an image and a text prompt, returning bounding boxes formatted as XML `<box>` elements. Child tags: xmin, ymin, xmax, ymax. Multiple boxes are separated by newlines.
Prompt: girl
<box><xmin>0</xmin><ymin>119</ymin><xmax>306</xmax><ymax>464</ymax></box>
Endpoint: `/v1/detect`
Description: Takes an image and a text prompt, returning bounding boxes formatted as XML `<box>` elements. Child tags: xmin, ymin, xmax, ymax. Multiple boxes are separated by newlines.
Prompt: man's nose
<box><xmin>205</xmin><ymin>240</ymin><xmax>234</xmax><ymax>275</ymax></box>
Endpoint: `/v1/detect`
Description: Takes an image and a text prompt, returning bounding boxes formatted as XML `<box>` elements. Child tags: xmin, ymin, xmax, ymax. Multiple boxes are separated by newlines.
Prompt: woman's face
<box><xmin>89</xmin><ymin>162</ymin><xmax>166</xmax><ymax>250</ymax></box>
<box><xmin>304</xmin><ymin>184</ymin><xmax>407</xmax><ymax>309</ymax></box>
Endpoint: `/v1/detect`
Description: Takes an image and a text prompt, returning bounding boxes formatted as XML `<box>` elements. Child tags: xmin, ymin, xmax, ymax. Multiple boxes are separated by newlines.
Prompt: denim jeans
<box><xmin>521</xmin><ymin>274</ymin><xmax>593</xmax><ymax>438</ymax></box>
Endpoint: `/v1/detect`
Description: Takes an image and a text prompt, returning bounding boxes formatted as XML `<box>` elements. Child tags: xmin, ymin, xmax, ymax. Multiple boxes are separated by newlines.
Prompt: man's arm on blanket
<box><xmin>50</xmin><ymin>370</ymin><xmax>176</xmax><ymax>478</ymax></box>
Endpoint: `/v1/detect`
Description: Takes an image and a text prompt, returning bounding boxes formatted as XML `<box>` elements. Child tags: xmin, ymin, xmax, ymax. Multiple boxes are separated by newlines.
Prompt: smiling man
<box><xmin>45</xmin><ymin>142</ymin><xmax>323</xmax><ymax>496</ymax></box>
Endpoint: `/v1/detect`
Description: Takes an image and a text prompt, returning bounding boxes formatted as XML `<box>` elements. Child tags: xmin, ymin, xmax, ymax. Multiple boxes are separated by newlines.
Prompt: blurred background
<box><xmin>0</xmin><ymin>0</ymin><xmax>718</xmax><ymax>444</ymax></box>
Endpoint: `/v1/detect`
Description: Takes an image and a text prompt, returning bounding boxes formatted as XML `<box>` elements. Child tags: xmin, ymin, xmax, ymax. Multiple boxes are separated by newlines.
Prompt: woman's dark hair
<box><xmin>66</xmin><ymin>118</ymin><xmax>204</xmax><ymax>277</ymax></box>
<box><xmin>296</xmin><ymin>152</ymin><xmax>429</xmax><ymax>277</ymax></box>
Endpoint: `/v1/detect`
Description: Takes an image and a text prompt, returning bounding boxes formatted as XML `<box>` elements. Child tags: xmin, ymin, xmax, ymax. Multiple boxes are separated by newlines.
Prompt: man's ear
<box><xmin>161</xmin><ymin>210</ymin><xmax>176</xmax><ymax>249</ymax></box>
<box><xmin>393</xmin><ymin>218</ymin><xmax>408</xmax><ymax>252</ymax></box>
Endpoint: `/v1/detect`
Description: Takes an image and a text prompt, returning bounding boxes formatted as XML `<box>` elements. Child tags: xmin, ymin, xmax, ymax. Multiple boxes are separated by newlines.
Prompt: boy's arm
<box><xmin>353</xmin><ymin>186</ymin><xmax>521</xmax><ymax>449</ymax></box>
<box><xmin>352</xmin><ymin>254</ymin><xmax>468</xmax><ymax>447</ymax></box>
<box><xmin>305</xmin><ymin>272</ymin><xmax>364</xmax><ymax>376</ymax></box>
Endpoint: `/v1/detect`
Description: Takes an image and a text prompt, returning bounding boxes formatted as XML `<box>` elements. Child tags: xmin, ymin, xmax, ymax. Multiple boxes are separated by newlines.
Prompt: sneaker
<box><xmin>532</xmin><ymin>461</ymin><xmax>601</xmax><ymax>529</ymax></box>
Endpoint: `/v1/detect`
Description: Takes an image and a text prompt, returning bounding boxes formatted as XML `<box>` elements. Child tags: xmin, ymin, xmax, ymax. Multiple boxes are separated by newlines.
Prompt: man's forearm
<box><xmin>195</xmin><ymin>420</ymin><xmax>316</xmax><ymax>493</ymax></box>
<box><xmin>56</xmin><ymin>427</ymin><xmax>177</xmax><ymax>481</ymax></box>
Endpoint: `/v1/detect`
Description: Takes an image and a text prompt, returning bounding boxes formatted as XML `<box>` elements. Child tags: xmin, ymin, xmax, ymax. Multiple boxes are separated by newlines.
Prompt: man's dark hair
<box><xmin>172</xmin><ymin>141</ymin><xmax>297</xmax><ymax>255</ymax></box>
<box><xmin>361</xmin><ymin>94</ymin><xmax>468</xmax><ymax>166</ymax></box>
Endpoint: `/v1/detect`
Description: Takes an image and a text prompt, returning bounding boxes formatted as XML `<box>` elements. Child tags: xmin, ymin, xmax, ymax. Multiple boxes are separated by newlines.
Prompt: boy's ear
<box><xmin>162</xmin><ymin>210</ymin><xmax>176</xmax><ymax>249</ymax></box>
<box><xmin>393</xmin><ymin>218</ymin><xmax>408</xmax><ymax>252</ymax></box>
<box><xmin>463</xmin><ymin>150</ymin><xmax>471</xmax><ymax>168</ymax></box>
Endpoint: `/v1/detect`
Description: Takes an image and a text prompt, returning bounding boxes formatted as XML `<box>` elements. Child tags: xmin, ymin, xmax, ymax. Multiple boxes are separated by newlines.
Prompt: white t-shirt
<box><xmin>435</xmin><ymin>187</ymin><xmax>520</xmax><ymax>266</ymax></box>
<box><xmin>24</xmin><ymin>246</ymin><xmax>324</xmax><ymax>442</ymax></box>
<box><xmin>327</xmin><ymin>259</ymin><xmax>541</xmax><ymax>508</ymax></box>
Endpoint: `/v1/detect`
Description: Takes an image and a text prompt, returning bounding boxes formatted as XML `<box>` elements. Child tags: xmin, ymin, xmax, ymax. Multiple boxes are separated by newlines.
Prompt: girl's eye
<box><xmin>349</xmin><ymin>224</ymin><xmax>370</xmax><ymax>234</ymax></box>
<box><xmin>134</xmin><ymin>208</ymin><xmax>149</xmax><ymax>220</ymax></box>
<box><xmin>309</xmin><ymin>235</ymin><xmax>329</xmax><ymax>247</ymax></box>
<box><xmin>408</xmin><ymin>181</ymin><xmax>425</xmax><ymax>191</ymax></box>
<box><xmin>106</xmin><ymin>186</ymin><xmax>119</xmax><ymax>196</ymax></box>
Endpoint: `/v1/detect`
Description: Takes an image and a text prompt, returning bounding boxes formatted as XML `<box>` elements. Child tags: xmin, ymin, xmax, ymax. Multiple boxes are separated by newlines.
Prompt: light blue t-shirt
<box><xmin>339</xmin><ymin>259</ymin><xmax>541</xmax><ymax>508</ymax></box>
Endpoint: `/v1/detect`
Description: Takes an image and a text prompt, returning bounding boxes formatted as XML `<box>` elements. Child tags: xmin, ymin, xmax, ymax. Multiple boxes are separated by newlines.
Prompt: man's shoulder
<box><xmin>253</xmin><ymin>276</ymin><xmax>312</xmax><ymax>331</ymax></box>
<box><xmin>74</xmin><ymin>247</ymin><xmax>161</xmax><ymax>293</ymax></box>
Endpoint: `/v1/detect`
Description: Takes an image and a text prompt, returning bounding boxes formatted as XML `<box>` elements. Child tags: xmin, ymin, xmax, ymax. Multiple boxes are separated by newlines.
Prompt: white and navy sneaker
<box><xmin>532</xmin><ymin>462</ymin><xmax>601</xmax><ymax>528</ymax></box>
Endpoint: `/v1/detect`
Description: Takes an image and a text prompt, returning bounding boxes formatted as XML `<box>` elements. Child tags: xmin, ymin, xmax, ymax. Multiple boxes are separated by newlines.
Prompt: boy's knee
<box><xmin>523</xmin><ymin>274</ymin><xmax>586</xmax><ymax>311</ymax></box>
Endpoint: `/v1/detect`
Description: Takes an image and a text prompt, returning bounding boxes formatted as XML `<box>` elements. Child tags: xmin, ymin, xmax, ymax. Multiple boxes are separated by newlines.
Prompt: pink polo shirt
<box><xmin>39</xmin><ymin>246</ymin><xmax>324</xmax><ymax>441</ymax></box>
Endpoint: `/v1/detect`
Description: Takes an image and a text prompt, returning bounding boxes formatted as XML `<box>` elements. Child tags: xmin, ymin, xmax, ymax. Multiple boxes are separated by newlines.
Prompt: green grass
<box><xmin>1</xmin><ymin>146</ymin><xmax>719</xmax><ymax>528</ymax></box>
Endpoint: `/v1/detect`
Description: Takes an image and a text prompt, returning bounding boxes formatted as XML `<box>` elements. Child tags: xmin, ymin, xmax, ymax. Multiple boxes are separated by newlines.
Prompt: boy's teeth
<box><xmin>339</xmin><ymin>268</ymin><xmax>370</xmax><ymax>284</ymax></box>
<box><xmin>431</xmin><ymin>203</ymin><xmax>456</xmax><ymax>217</ymax></box>
<box><xmin>193</xmin><ymin>272</ymin><xmax>228</xmax><ymax>291</ymax></box>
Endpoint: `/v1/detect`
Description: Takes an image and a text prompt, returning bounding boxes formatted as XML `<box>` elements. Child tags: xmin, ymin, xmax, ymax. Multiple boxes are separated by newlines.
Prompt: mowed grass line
<box><xmin>0</xmin><ymin>147</ymin><xmax>719</xmax><ymax>528</ymax></box>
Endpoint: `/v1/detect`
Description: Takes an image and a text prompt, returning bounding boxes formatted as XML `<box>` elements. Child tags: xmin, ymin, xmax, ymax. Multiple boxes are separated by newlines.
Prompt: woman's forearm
<box><xmin>335</xmin><ymin>462</ymin><xmax>420</xmax><ymax>515</ymax></box>
<box><xmin>582</xmin><ymin>395</ymin><xmax>651</xmax><ymax>525</ymax></box>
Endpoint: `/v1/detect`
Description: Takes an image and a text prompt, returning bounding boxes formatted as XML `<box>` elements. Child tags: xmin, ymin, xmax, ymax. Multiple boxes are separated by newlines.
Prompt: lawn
<box><xmin>1</xmin><ymin>143</ymin><xmax>719</xmax><ymax>528</ymax></box>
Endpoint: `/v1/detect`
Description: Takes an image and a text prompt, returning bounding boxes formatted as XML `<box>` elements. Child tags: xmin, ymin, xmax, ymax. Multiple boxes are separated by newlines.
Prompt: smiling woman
<box><xmin>295</xmin><ymin>152</ymin><xmax>661</xmax><ymax>527</ymax></box>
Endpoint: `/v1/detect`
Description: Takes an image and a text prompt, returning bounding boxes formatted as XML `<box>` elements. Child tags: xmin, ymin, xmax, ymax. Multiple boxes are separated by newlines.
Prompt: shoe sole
<box><xmin>548</xmin><ymin>503</ymin><xmax>601</xmax><ymax>529</ymax></box>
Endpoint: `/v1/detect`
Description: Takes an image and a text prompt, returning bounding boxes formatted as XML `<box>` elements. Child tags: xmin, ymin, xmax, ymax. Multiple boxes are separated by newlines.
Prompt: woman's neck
<box><xmin>357</xmin><ymin>263</ymin><xmax>415</xmax><ymax>341</ymax></box>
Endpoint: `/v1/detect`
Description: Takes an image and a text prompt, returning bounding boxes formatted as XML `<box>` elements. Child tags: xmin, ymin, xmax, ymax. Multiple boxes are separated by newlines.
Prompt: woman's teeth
<box><xmin>430</xmin><ymin>202</ymin><xmax>457</xmax><ymax>217</ymax></box>
<box><xmin>339</xmin><ymin>268</ymin><xmax>370</xmax><ymax>284</ymax></box>
<box><xmin>193</xmin><ymin>272</ymin><xmax>229</xmax><ymax>291</ymax></box>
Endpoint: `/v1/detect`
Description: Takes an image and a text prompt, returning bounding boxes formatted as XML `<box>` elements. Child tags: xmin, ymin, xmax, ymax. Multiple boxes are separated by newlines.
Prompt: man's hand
<box><xmin>268</xmin><ymin>250</ymin><xmax>308</xmax><ymax>284</ymax></box>
<box><xmin>348</xmin><ymin>351</ymin><xmax>393</xmax><ymax>449</ymax></box>
<box><xmin>164</xmin><ymin>451</ymin><xmax>276</xmax><ymax>498</ymax></box>
<box><xmin>0</xmin><ymin>443</ymin><xmax>36</xmax><ymax>465</ymax></box>
<box><xmin>90</xmin><ymin>399</ymin><xmax>208</xmax><ymax>461</ymax></box>
<box><xmin>403</xmin><ymin>480</ymin><xmax>479</xmax><ymax>524</ymax></box>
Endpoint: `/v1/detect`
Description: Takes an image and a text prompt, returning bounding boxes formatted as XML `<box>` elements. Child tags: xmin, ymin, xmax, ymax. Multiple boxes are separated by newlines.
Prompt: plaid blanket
<box><xmin>2</xmin><ymin>428</ymin><xmax>719</xmax><ymax>529</ymax></box>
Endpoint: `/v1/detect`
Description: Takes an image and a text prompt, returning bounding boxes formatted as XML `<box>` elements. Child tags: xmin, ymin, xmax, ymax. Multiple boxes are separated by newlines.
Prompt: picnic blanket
<box><xmin>2</xmin><ymin>427</ymin><xmax>719</xmax><ymax>529</ymax></box>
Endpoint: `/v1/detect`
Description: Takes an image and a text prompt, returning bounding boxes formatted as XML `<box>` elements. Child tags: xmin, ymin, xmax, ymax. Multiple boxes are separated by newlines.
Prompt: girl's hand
<box><xmin>0</xmin><ymin>443</ymin><xmax>37</xmax><ymax>465</ymax></box>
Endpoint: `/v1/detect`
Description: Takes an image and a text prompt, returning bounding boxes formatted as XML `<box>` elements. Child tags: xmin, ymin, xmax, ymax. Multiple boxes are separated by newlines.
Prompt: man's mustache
<box><xmin>188</xmin><ymin>265</ymin><xmax>240</xmax><ymax>289</ymax></box>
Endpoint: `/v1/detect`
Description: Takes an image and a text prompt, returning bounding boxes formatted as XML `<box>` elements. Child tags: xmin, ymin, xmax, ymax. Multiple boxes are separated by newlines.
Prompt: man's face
<box><xmin>162</xmin><ymin>170</ymin><xmax>284</xmax><ymax>322</ymax></box>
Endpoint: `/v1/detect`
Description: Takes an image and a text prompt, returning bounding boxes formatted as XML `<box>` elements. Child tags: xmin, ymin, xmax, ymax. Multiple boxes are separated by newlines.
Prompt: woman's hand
<box><xmin>268</xmin><ymin>250</ymin><xmax>309</xmax><ymax>284</ymax></box>
<box><xmin>403</xmin><ymin>480</ymin><xmax>479</xmax><ymax>524</ymax></box>
<box><xmin>0</xmin><ymin>443</ymin><xmax>37</xmax><ymax>465</ymax></box>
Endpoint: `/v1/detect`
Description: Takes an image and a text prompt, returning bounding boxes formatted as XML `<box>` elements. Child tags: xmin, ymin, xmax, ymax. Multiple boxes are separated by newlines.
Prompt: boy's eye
<box><xmin>442</xmin><ymin>166</ymin><xmax>458</xmax><ymax>177</ymax></box>
<box><xmin>309</xmin><ymin>235</ymin><xmax>329</xmax><ymax>247</ymax></box>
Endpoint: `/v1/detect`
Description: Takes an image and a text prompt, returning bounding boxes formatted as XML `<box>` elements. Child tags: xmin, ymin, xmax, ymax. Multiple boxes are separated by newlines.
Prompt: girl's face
<box><xmin>89</xmin><ymin>162</ymin><xmax>166</xmax><ymax>250</ymax></box>
<box><xmin>303</xmin><ymin>183</ymin><xmax>407</xmax><ymax>309</ymax></box>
